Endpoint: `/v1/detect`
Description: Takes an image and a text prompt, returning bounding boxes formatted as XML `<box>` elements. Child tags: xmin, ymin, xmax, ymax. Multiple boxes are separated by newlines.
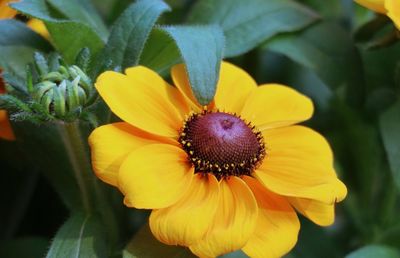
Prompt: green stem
<box><xmin>58</xmin><ymin>121</ymin><xmax>93</xmax><ymax>213</ymax></box>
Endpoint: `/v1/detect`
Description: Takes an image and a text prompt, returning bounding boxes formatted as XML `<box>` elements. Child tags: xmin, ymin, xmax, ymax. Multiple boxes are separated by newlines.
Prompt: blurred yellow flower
<box><xmin>0</xmin><ymin>0</ymin><xmax>17</xmax><ymax>19</ymax></box>
<box><xmin>27</xmin><ymin>18</ymin><xmax>49</xmax><ymax>39</ymax></box>
<box><xmin>355</xmin><ymin>0</ymin><xmax>400</xmax><ymax>29</ymax></box>
<box><xmin>89</xmin><ymin>62</ymin><xmax>347</xmax><ymax>258</ymax></box>
<box><xmin>0</xmin><ymin>0</ymin><xmax>49</xmax><ymax>38</ymax></box>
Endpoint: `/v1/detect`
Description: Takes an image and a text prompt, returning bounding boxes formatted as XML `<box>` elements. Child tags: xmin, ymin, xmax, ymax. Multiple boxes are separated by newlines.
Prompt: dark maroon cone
<box><xmin>179</xmin><ymin>111</ymin><xmax>265</xmax><ymax>178</ymax></box>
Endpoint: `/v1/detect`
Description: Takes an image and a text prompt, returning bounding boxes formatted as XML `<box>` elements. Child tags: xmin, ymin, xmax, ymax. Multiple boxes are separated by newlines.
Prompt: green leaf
<box><xmin>0</xmin><ymin>237</ymin><xmax>49</xmax><ymax>258</ymax></box>
<box><xmin>96</xmin><ymin>0</ymin><xmax>170</xmax><ymax>73</ymax></box>
<box><xmin>123</xmin><ymin>224</ymin><xmax>195</xmax><ymax>258</ymax></box>
<box><xmin>139</xmin><ymin>28</ymin><xmax>180</xmax><ymax>74</ymax></box>
<box><xmin>265</xmin><ymin>21</ymin><xmax>364</xmax><ymax>106</ymax></box>
<box><xmin>46</xmin><ymin>213</ymin><xmax>108</xmax><ymax>258</ymax></box>
<box><xmin>0</xmin><ymin>19</ymin><xmax>51</xmax><ymax>52</ymax></box>
<box><xmin>46</xmin><ymin>22</ymin><xmax>104</xmax><ymax>64</ymax></box>
<box><xmin>0</xmin><ymin>46</ymin><xmax>40</xmax><ymax>79</ymax></box>
<box><xmin>0</xmin><ymin>19</ymin><xmax>52</xmax><ymax>80</ymax></box>
<box><xmin>142</xmin><ymin>25</ymin><xmax>224</xmax><ymax>105</ymax></box>
<box><xmin>345</xmin><ymin>245</ymin><xmax>400</xmax><ymax>258</ymax></box>
<box><xmin>11</xmin><ymin>0</ymin><xmax>104</xmax><ymax>64</ymax></box>
<box><xmin>187</xmin><ymin>0</ymin><xmax>319</xmax><ymax>57</ymax></box>
<box><xmin>46</xmin><ymin>0</ymin><xmax>109</xmax><ymax>40</ymax></box>
<box><xmin>380</xmin><ymin>100</ymin><xmax>400</xmax><ymax>191</ymax></box>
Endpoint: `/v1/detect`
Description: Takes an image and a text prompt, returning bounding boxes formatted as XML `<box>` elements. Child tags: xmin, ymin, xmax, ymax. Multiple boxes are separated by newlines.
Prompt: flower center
<box><xmin>179</xmin><ymin>111</ymin><xmax>266</xmax><ymax>178</ymax></box>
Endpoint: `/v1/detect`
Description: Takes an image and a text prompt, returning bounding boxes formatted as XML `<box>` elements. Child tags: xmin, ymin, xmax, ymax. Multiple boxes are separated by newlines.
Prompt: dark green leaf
<box><xmin>97</xmin><ymin>0</ymin><xmax>170</xmax><ymax>73</ymax></box>
<box><xmin>0</xmin><ymin>19</ymin><xmax>52</xmax><ymax>80</ymax></box>
<box><xmin>139</xmin><ymin>28</ymin><xmax>180</xmax><ymax>74</ymax></box>
<box><xmin>142</xmin><ymin>25</ymin><xmax>224</xmax><ymax>105</ymax></box>
<box><xmin>265</xmin><ymin>21</ymin><xmax>364</xmax><ymax>106</ymax></box>
<box><xmin>187</xmin><ymin>0</ymin><xmax>318</xmax><ymax>57</ymax></box>
<box><xmin>345</xmin><ymin>245</ymin><xmax>400</xmax><ymax>258</ymax></box>
<box><xmin>0</xmin><ymin>19</ymin><xmax>51</xmax><ymax>51</ymax></box>
<box><xmin>380</xmin><ymin>100</ymin><xmax>400</xmax><ymax>191</ymax></box>
<box><xmin>123</xmin><ymin>224</ymin><xmax>195</xmax><ymax>258</ymax></box>
<box><xmin>220</xmin><ymin>250</ymin><xmax>248</xmax><ymax>258</ymax></box>
<box><xmin>0</xmin><ymin>46</ymin><xmax>39</xmax><ymax>79</ymax></box>
<box><xmin>47</xmin><ymin>0</ymin><xmax>109</xmax><ymax>40</ymax></box>
<box><xmin>11</xmin><ymin>0</ymin><xmax>104</xmax><ymax>64</ymax></box>
<box><xmin>0</xmin><ymin>237</ymin><xmax>49</xmax><ymax>258</ymax></box>
<box><xmin>46</xmin><ymin>213</ymin><xmax>108</xmax><ymax>258</ymax></box>
<box><xmin>45</xmin><ymin>22</ymin><xmax>104</xmax><ymax>64</ymax></box>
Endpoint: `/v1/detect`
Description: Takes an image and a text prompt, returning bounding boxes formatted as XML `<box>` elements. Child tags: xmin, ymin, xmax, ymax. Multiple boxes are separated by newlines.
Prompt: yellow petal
<box><xmin>171</xmin><ymin>64</ymin><xmax>203</xmax><ymax>112</ymax></box>
<box><xmin>149</xmin><ymin>173</ymin><xmax>219</xmax><ymax>246</ymax></box>
<box><xmin>27</xmin><ymin>19</ymin><xmax>49</xmax><ymax>39</ymax></box>
<box><xmin>88</xmin><ymin>122</ymin><xmax>176</xmax><ymax>186</ymax></box>
<box><xmin>242</xmin><ymin>176</ymin><xmax>300</xmax><ymax>258</ymax></box>
<box><xmin>0</xmin><ymin>110</ymin><xmax>14</xmax><ymax>140</ymax></box>
<box><xmin>256</xmin><ymin>125</ymin><xmax>347</xmax><ymax>204</ymax></box>
<box><xmin>119</xmin><ymin>144</ymin><xmax>194</xmax><ymax>209</ymax></box>
<box><xmin>95</xmin><ymin>67</ymin><xmax>185</xmax><ymax>138</ymax></box>
<box><xmin>0</xmin><ymin>0</ymin><xmax>17</xmax><ymax>19</ymax></box>
<box><xmin>124</xmin><ymin>66</ymin><xmax>190</xmax><ymax>117</ymax></box>
<box><xmin>288</xmin><ymin>197</ymin><xmax>335</xmax><ymax>226</ymax></box>
<box><xmin>189</xmin><ymin>177</ymin><xmax>258</xmax><ymax>258</ymax></box>
<box><xmin>213</xmin><ymin>62</ymin><xmax>257</xmax><ymax>113</ymax></box>
<box><xmin>386</xmin><ymin>0</ymin><xmax>400</xmax><ymax>29</ymax></box>
<box><xmin>355</xmin><ymin>0</ymin><xmax>386</xmax><ymax>13</ymax></box>
<box><xmin>240</xmin><ymin>84</ymin><xmax>313</xmax><ymax>130</ymax></box>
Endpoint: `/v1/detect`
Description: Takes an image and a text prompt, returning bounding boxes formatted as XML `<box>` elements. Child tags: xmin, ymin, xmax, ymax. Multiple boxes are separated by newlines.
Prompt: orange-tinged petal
<box><xmin>149</xmin><ymin>173</ymin><xmax>219</xmax><ymax>246</ymax></box>
<box><xmin>119</xmin><ymin>144</ymin><xmax>194</xmax><ymax>209</ymax></box>
<box><xmin>256</xmin><ymin>126</ymin><xmax>347</xmax><ymax>204</ymax></box>
<box><xmin>0</xmin><ymin>0</ymin><xmax>17</xmax><ymax>19</ymax></box>
<box><xmin>88</xmin><ymin>122</ymin><xmax>176</xmax><ymax>186</ymax></box>
<box><xmin>213</xmin><ymin>62</ymin><xmax>257</xmax><ymax>113</ymax></box>
<box><xmin>355</xmin><ymin>0</ymin><xmax>386</xmax><ymax>13</ymax></box>
<box><xmin>386</xmin><ymin>0</ymin><xmax>400</xmax><ymax>29</ymax></box>
<box><xmin>171</xmin><ymin>64</ymin><xmax>203</xmax><ymax>112</ymax></box>
<box><xmin>189</xmin><ymin>177</ymin><xmax>258</xmax><ymax>258</ymax></box>
<box><xmin>95</xmin><ymin>68</ymin><xmax>184</xmax><ymax>138</ymax></box>
<box><xmin>0</xmin><ymin>110</ymin><xmax>14</xmax><ymax>140</ymax></box>
<box><xmin>242</xmin><ymin>176</ymin><xmax>300</xmax><ymax>258</ymax></box>
<box><xmin>288</xmin><ymin>197</ymin><xmax>335</xmax><ymax>226</ymax></box>
<box><xmin>240</xmin><ymin>84</ymin><xmax>313</xmax><ymax>130</ymax></box>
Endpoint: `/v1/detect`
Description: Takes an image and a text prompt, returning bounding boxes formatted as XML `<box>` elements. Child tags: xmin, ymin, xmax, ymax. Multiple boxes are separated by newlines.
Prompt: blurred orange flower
<box><xmin>0</xmin><ymin>72</ymin><xmax>15</xmax><ymax>140</ymax></box>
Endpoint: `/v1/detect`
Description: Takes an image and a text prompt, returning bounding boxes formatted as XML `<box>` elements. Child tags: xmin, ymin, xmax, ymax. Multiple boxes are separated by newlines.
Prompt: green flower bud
<box><xmin>30</xmin><ymin>53</ymin><xmax>94</xmax><ymax>120</ymax></box>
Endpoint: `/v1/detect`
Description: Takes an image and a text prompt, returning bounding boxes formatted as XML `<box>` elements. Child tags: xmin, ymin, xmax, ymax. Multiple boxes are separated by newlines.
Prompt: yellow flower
<box><xmin>355</xmin><ymin>0</ymin><xmax>400</xmax><ymax>29</ymax></box>
<box><xmin>89</xmin><ymin>62</ymin><xmax>347</xmax><ymax>258</ymax></box>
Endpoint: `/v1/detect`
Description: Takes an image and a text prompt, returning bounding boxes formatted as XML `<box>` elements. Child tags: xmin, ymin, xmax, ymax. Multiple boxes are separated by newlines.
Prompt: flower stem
<box><xmin>57</xmin><ymin>121</ymin><xmax>93</xmax><ymax>213</ymax></box>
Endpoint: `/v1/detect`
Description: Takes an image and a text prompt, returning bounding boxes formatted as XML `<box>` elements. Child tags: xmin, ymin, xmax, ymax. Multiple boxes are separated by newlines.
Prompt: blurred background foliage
<box><xmin>0</xmin><ymin>0</ymin><xmax>399</xmax><ymax>257</ymax></box>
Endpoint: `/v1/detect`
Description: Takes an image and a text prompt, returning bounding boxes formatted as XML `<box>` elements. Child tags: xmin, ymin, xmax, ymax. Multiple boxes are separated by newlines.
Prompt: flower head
<box><xmin>355</xmin><ymin>0</ymin><xmax>400</xmax><ymax>29</ymax></box>
<box><xmin>89</xmin><ymin>62</ymin><xmax>347</xmax><ymax>258</ymax></box>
